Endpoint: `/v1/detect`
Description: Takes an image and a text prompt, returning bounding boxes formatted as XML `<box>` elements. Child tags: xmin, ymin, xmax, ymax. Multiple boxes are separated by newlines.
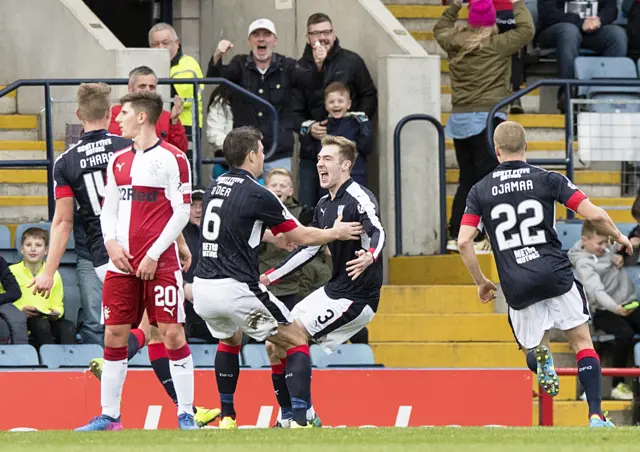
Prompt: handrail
<box><xmin>0</xmin><ymin>78</ymin><xmax>279</xmax><ymax>218</ymax></box>
<box><xmin>393</xmin><ymin>114</ymin><xmax>446</xmax><ymax>256</ymax></box>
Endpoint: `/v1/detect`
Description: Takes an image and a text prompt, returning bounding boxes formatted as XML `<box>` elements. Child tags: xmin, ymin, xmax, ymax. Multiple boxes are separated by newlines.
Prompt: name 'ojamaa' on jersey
<box><xmin>53</xmin><ymin>129</ymin><xmax>132</xmax><ymax>267</ymax></box>
<box><xmin>462</xmin><ymin>161</ymin><xmax>587</xmax><ymax>310</ymax></box>
<box><xmin>194</xmin><ymin>168</ymin><xmax>300</xmax><ymax>283</ymax></box>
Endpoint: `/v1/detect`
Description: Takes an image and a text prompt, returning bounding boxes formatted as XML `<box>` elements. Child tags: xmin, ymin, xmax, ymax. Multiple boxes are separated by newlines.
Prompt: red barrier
<box><xmin>1</xmin><ymin>369</ymin><xmax>532</xmax><ymax>430</ymax></box>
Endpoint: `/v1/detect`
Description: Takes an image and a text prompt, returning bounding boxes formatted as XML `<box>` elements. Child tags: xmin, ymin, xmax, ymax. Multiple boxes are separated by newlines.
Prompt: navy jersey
<box><xmin>194</xmin><ymin>168</ymin><xmax>299</xmax><ymax>283</ymax></box>
<box><xmin>265</xmin><ymin>179</ymin><xmax>385</xmax><ymax>309</ymax></box>
<box><xmin>463</xmin><ymin>161</ymin><xmax>587</xmax><ymax>310</ymax></box>
<box><xmin>53</xmin><ymin>130</ymin><xmax>132</xmax><ymax>267</ymax></box>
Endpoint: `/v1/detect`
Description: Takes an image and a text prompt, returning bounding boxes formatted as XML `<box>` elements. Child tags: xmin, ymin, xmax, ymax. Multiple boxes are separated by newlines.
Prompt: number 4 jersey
<box><xmin>53</xmin><ymin>129</ymin><xmax>132</xmax><ymax>267</ymax></box>
<box><xmin>462</xmin><ymin>161</ymin><xmax>587</xmax><ymax>310</ymax></box>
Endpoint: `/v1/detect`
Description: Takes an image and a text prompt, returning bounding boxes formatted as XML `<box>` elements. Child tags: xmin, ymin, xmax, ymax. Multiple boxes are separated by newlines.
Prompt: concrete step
<box><xmin>0</xmin><ymin>85</ymin><xmax>17</xmax><ymax>115</ymax></box>
<box><xmin>0</xmin><ymin>130</ymin><xmax>39</xmax><ymax>141</ymax></box>
<box><xmin>378</xmin><ymin>285</ymin><xmax>495</xmax><ymax>314</ymax></box>
<box><xmin>0</xmin><ymin>184</ymin><xmax>47</xmax><ymax>197</ymax></box>
<box><xmin>390</xmin><ymin>254</ymin><xmax>497</xmax><ymax>285</ymax></box>
<box><xmin>445</xmin><ymin>169</ymin><xmax>620</xmax><ymax>186</ymax></box>
<box><xmin>370</xmin><ymin>341</ymin><xmax>573</xmax><ymax>367</ymax></box>
<box><xmin>387</xmin><ymin>5</ymin><xmax>468</xmax><ymax>19</ymax></box>
<box><xmin>0</xmin><ymin>115</ymin><xmax>37</xmax><ymax>129</ymax></box>
<box><xmin>0</xmin><ymin>140</ymin><xmax>66</xmax><ymax>160</ymax></box>
<box><xmin>0</xmin><ymin>196</ymin><xmax>49</xmax><ymax>223</ymax></box>
<box><xmin>531</xmin><ymin>400</ymin><xmax>632</xmax><ymax>426</ymax></box>
<box><xmin>442</xmin><ymin>93</ymin><xmax>540</xmax><ymax>113</ymax></box>
<box><xmin>533</xmin><ymin>377</ymin><xmax>578</xmax><ymax>402</ymax></box>
<box><xmin>0</xmin><ymin>169</ymin><xmax>48</xmax><ymax>184</ymax></box>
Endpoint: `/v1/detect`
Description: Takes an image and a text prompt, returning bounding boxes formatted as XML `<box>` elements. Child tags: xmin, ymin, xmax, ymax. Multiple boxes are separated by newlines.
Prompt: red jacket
<box><xmin>109</xmin><ymin>105</ymin><xmax>189</xmax><ymax>152</ymax></box>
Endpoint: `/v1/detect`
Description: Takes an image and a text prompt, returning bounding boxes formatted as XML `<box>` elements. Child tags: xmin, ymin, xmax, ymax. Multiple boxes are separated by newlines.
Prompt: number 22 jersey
<box><xmin>53</xmin><ymin>129</ymin><xmax>132</xmax><ymax>267</ymax></box>
<box><xmin>462</xmin><ymin>161</ymin><xmax>587</xmax><ymax>310</ymax></box>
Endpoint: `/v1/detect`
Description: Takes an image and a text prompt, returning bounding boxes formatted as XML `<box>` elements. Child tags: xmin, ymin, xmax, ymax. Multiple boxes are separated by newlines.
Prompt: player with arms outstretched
<box><xmin>458</xmin><ymin>121</ymin><xmax>632</xmax><ymax>427</ymax></box>
<box><xmin>192</xmin><ymin>126</ymin><xmax>364</xmax><ymax>428</ymax></box>
<box><xmin>76</xmin><ymin>91</ymin><xmax>197</xmax><ymax>431</ymax></box>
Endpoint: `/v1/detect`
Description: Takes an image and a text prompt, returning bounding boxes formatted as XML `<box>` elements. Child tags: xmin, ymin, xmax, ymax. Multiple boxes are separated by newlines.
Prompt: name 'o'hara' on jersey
<box><xmin>100</xmin><ymin>139</ymin><xmax>192</xmax><ymax>274</ymax></box>
<box><xmin>462</xmin><ymin>161</ymin><xmax>587</xmax><ymax>310</ymax></box>
<box><xmin>264</xmin><ymin>178</ymin><xmax>385</xmax><ymax>310</ymax></box>
<box><xmin>193</xmin><ymin>167</ymin><xmax>300</xmax><ymax>284</ymax></box>
<box><xmin>53</xmin><ymin>129</ymin><xmax>132</xmax><ymax>268</ymax></box>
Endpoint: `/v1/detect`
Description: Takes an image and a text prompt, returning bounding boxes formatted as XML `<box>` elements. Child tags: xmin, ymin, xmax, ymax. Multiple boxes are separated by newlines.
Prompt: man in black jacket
<box><xmin>207</xmin><ymin>18</ymin><xmax>325</xmax><ymax>173</ymax></box>
<box><xmin>537</xmin><ymin>0</ymin><xmax>627</xmax><ymax>108</ymax></box>
<box><xmin>293</xmin><ymin>13</ymin><xmax>378</xmax><ymax>207</ymax></box>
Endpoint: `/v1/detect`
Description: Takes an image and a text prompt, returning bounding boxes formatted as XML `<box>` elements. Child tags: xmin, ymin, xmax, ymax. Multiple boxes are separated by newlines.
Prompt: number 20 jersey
<box><xmin>53</xmin><ymin>129</ymin><xmax>132</xmax><ymax>267</ymax></box>
<box><xmin>462</xmin><ymin>161</ymin><xmax>587</xmax><ymax>310</ymax></box>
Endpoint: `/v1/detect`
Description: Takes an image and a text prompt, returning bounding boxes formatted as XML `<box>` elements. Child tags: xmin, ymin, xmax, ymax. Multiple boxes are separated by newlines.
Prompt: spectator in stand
<box><xmin>149</xmin><ymin>22</ymin><xmax>204</xmax><ymax>144</ymax></box>
<box><xmin>11</xmin><ymin>228</ymin><xmax>75</xmax><ymax>347</ymax></box>
<box><xmin>207</xmin><ymin>19</ymin><xmax>324</xmax><ymax>174</ymax></box>
<box><xmin>182</xmin><ymin>188</ymin><xmax>216</xmax><ymax>343</ymax></box>
<box><xmin>294</xmin><ymin>13</ymin><xmax>378</xmax><ymax>207</ymax></box>
<box><xmin>537</xmin><ymin>0</ymin><xmax>628</xmax><ymax>111</ymax></box>
<box><xmin>73</xmin><ymin>211</ymin><xmax>103</xmax><ymax>345</ymax></box>
<box><xmin>0</xmin><ymin>255</ymin><xmax>25</xmax><ymax>344</ymax></box>
<box><xmin>109</xmin><ymin>66</ymin><xmax>189</xmax><ymax>153</ymax></box>
<box><xmin>569</xmin><ymin>220</ymin><xmax>638</xmax><ymax>401</ymax></box>
<box><xmin>495</xmin><ymin>0</ymin><xmax>525</xmax><ymax>113</ymax></box>
<box><xmin>623</xmin><ymin>0</ymin><xmax>640</xmax><ymax>61</ymax></box>
<box><xmin>434</xmin><ymin>0</ymin><xmax>534</xmax><ymax>252</ymax></box>
<box><xmin>300</xmin><ymin>82</ymin><xmax>372</xmax><ymax>188</ymax></box>
<box><xmin>206</xmin><ymin>85</ymin><xmax>234</xmax><ymax>181</ymax></box>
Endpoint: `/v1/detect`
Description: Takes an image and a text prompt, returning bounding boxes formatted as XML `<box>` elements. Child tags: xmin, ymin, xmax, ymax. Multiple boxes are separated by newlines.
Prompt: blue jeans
<box><xmin>76</xmin><ymin>257</ymin><xmax>104</xmax><ymax>345</ymax></box>
<box><xmin>537</xmin><ymin>23</ymin><xmax>628</xmax><ymax>82</ymax></box>
<box><xmin>298</xmin><ymin>159</ymin><xmax>325</xmax><ymax>207</ymax></box>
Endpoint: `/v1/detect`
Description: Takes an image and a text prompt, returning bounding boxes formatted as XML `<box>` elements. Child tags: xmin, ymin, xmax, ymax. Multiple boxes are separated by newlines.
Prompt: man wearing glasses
<box><xmin>293</xmin><ymin>13</ymin><xmax>378</xmax><ymax>208</ymax></box>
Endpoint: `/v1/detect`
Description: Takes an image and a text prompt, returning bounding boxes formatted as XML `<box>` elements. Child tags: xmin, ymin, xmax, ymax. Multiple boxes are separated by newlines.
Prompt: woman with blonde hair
<box><xmin>434</xmin><ymin>0</ymin><xmax>534</xmax><ymax>252</ymax></box>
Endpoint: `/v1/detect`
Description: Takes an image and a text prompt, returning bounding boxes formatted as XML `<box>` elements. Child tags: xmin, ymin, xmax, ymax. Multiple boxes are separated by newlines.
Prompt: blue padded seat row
<box><xmin>129</xmin><ymin>344</ymin><xmax>232</xmax><ymax>368</ymax></box>
<box><xmin>39</xmin><ymin>344</ymin><xmax>103</xmax><ymax>368</ymax></box>
<box><xmin>310</xmin><ymin>344</ymin><xmax>378</xmax><ymax>368</ymax></box>
<box><xmin>0</xmin><ymin>344</ymin><xmax>39</xmax><ymax>367</ymax></box>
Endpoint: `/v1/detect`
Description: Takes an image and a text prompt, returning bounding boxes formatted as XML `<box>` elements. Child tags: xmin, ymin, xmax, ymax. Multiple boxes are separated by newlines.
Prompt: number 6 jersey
<box><xmin>462</xmin><ymin>161</ymin><xmax>587</xmax><ymax>310</ymax></box>
<box><xmin>53</xmin><ymin>129</ymin><xmax>132</xmax><ymax>267</ymax></box>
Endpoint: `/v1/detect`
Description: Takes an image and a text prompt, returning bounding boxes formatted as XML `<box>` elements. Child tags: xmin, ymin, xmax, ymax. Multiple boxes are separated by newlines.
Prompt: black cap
<box><xmin>192</xmin><ymin>187</ymin><xmax>205</xmax><ymax>202</ymax></box>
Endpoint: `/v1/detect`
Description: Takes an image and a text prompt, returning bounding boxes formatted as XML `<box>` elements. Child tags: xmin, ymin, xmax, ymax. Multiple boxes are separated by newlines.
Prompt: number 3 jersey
<box><xmin>462</xmin><ymin>161</ymin><xmax>587</xmax><ymax>310</ymax></box>
<box><xmin>53</xmin><ymin>129</ymin><xmax>132</xmax><ymax>267</ymax></box>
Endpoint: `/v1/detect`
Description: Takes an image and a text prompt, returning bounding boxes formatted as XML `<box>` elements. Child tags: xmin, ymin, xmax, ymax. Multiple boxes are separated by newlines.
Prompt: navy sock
<box><xmin>526</xmin><ymin>350</ymin><xmax>537</xmax><ymax>373</ymax></box>
<box><xmin>216</xmin><ymin>343</ymin><xmax>241</xmax><ymax>419</ymax></box>
<box><xmin>148</xmin><ymin>343</ymin><xmax>178</xmax><ymax>405</ymax></box>
<box><xmin>285</xmin><ymin>345</ymin><xmax>312</xmax><ymax>426</ymax></box>
<box><xmin>127</xmin><ymin>329</ymin><xmax>145</xmax><ymax>360</ymax></box>
<box><xmin>271</xmin><ymin>360</ymin><xmax>292</xmax><ymax>420</ymax></box>
<box><xmin>577</xmin><ymin>349</ymin><xmax>603</xmax><ymax>417</ymax></box>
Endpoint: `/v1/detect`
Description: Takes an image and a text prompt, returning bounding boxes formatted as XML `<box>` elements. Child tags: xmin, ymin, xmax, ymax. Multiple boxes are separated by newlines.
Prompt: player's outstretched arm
<box><xmin>458</xmin><ymin>225</ymin><xmax>497</xmax><ymax>303</ymax></box>
<box><xmin>576</xmin><ymin>199</ymin><xmax>633</xmax><ymax>255</ymax></box>
<box><xmin>284</xmin><ymin>215</ymin><xmax>363</xmax><ymax>247</ymax></box>
<box><xmin>27</xmin><ymin>197</ymin><xmax>74</xmax><ymax>298</ymax></box>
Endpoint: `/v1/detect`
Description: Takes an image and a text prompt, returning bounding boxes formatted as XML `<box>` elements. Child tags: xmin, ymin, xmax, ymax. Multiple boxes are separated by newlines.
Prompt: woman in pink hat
<box><xmin>434</xmin><ymin>0</ymin><xmax>534</xmax><ymax>253</ymax></box>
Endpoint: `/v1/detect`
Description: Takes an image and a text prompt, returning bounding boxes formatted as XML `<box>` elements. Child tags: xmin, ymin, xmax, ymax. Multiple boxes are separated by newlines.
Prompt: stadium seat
<box><xmin>0</xmin><ymin>344</ymin><xmax>39</xmax><ymax>367</ymax></box>
<box><xmin>555</xmin><ymin>221</ymin><xmax>583</xmax><ymax>250</ymax></box>
<box><xmin>0</xmin><ymin>225</ymin><xmax>16</xmax><ymax>263</ymax></box>
<box><xmin>310</xmin><ymin>344</ymin><xmax>377</xmax><ymax>368</ymax></box>
<box><xmin>634</xmin><ymin>342</ymin><xmax>640</xmax><ymax>366</ymax></box>
<box><xmin>574</xmin><ymin>57</ymin><xmax>640</xmax><ymax>111</ymax></box>
<box><xmin>190</xmin><ymin>344</ymin><xmax>217</xmax><ymax>368</ymax></box>
<box><xmin>129</xmin><ymin>347</ymin><xmax>151</xmax><ymax>367</ymax></box>
<box><xmin>39</xmin><ymin>344</ymin><xmax>103</xmax><ymax>369</ymax></box>
<box><xmin>15</xmin><ymin>222</ymin><xmax>76</xmax><ymax>264</ymax></box>
<box><xmin>242</xmin><ymin>344</ymin><xmax>270</xmax><ymax>368</ymax></box>
<box><xmin>58</xmin><ymin>264</ymin><xmax>82</xmax><ymax>326</ymax></box>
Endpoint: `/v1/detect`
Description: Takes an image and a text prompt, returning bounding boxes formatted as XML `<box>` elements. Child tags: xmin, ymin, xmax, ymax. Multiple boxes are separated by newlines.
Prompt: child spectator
<box><xmin>300</xmin><ymin>82</ymin><xmax>372</xmax><ymax>188</ymax></box>
<box><xmin>11</xmin><ymin>228</ymin><xmax>75</xmax><ymax>347</ymax></box>
<box><xmin>569</xmin><ymin>220</ymin><xmax>639</xmax><ymax>400</ymax></box>
<box><xmin>259</xmin><ymin>169</ymin><xmax>330</xmax><ymax>311</ymax></box>
<box><xmin>0</xmin><ymin>255</ymin><xmax>25</xmax><ymax>344</ymax></box>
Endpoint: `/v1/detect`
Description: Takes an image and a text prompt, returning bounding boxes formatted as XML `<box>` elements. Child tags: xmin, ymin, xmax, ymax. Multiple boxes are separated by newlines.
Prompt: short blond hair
<box><xmin>265</xmin><ymin>168</ymin><xmax>293</xmax><ymax>186</ymax></box>
<box><xmin>77</xmin><ymin>83</ymin><xmax>111</xmax><ymax>122</ymax></box>
<box><xmin>494</xmin><ymin>121</ymin><xmax>527</xmax><ymax>155</ymax></box>
<box><xmin>321</xmin><ymin>135</ymin><xmax>357</xmax><ymax>169</ymax></box>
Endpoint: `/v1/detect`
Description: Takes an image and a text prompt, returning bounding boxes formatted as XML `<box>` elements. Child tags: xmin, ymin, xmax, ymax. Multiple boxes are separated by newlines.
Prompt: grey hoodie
<box><xmin>568</xmin><ymin>240</ymin><xmax>636</xmax><ymax>313</ymax></box>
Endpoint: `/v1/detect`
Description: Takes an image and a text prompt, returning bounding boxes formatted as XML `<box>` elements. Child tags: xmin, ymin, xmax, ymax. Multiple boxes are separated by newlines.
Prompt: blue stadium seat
<box><xmin>0</xmin><ymin>225</ymin><xmax>16</xmax><ymax>264</ymax></box>
<box><xmin>634</xmin><ymin>342</ymin><xmax>640</xmax><ymax>366</ymax></box>
<box><xmin>15</xmin><ymin>222</ymin><xmax>76</xmax><ymax>264</ymax></box>
<box><xmin>58</xmin><ymin>264</ymin><xmax>82</xmax><ymax>326</ymax></box>
<box><xmin>129</xmin><ymin>347</ymin><xmax>151</xmax><ymax>367</ymax></box>
<box><xmin>574</xmin><ymin>57</ymin><xmax>640</xmax><ymax>110</ymax></box>
<box><xmin>310</xmin><ymin>344</ymin><xmax>377</xmax><ymax>368</ymax></box>
<box><xmin>242</xmin><ymin>344</ymin><xmax>270</xmax><ymax>368</ymax></box>
<box><xmin>617</xmin><ymin>223</ymin><xmax>638</xmax><ymax>236</ymax></box>
<box><xmin>0</xmin><ymin>344</ymin><xmax>39</xmax><ymax>367</ymax></box>
<box><xmin>555</xmin><ymin>221</ymin><xmax>583</xmax><ymax>251</ymax></box>
<box><xmin>39</xmin><ymin>344</ymin><xmax>103</xmax><ymax>369</ymax></box>
<box><xmin>190</xmin><ymin>344</ymin><xmax>217</xmax><ymax>368</ymax></box>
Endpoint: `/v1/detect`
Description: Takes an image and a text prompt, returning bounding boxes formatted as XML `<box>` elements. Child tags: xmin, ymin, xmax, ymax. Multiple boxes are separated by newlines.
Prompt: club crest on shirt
<box><xmin>148</xmin><ymin>159</ymin><xmax>164</xmax><ymax>177</ymax></box>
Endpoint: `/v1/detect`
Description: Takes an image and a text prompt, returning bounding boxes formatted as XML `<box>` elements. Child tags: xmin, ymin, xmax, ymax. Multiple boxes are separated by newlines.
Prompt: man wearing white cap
<box><xmin>206</xmin><ymin>18</ymin><xmax>326</xmax><ymax>173</ymax></box>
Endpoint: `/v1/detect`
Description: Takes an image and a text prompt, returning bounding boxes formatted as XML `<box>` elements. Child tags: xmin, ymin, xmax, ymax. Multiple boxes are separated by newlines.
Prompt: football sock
<box><xmin>271</xmin><ymin>359</ymin><xmax>292</xmax><ymax>420</ymax></box>
<box><xmin>526</xmin><ymin>349</ymin><xmax>537</xmax><ymax>373</ymax></box>
<box><xmin>577</xmin><ymin>349</ymin><xmax>603</xmax><ymax>417</ymax></box>
<box><xmin>216</xmin><ymin>343</ymin><xmax>241</xmax><ymax>419</ymax></box>
<box><xmin>148</xmin><ymin>343</ymin><xmax>178</xmax><ymax>405</ymax></box>
<box><xmin>101</xmin><ymin>346</ymin><xmax>128</xmax><ymax>419</ymax></box>
<box><xmin>285</xmin><ymin>345</ymin><xmax>312</xmax><ymax>426</ymax></box>
<box><xmin>166</xmin><ymin>344</ymin><xmax>195</xmax><ymax>416</ymax></box>
<box><xmin>127</xmin><ymin>329</ymin><xmax>146</xmax><ymax>360</ymax></box>
<box><xmin>307</xmin><ymin>393</ymin><xmax>316</xmax><ymax>422</ymax></box>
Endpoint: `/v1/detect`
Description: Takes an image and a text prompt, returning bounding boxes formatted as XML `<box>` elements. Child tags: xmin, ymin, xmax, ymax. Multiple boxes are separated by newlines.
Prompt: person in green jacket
<box><xmin>259</xmin><ymin>168</ymin><xmax>331</xmax><ymax>311</ymax></box>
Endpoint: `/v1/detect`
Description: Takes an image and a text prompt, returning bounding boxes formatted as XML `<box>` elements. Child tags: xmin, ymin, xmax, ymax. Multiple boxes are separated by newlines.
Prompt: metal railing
<box><xmin>393</xmin><ymin>114</ymin><xmax>446</xmax><ymax>256</ymax></box>
<box><xmin>0</xmin><ymin>78</ymin><xmax>279</xmax><ymax>219</ymax></box>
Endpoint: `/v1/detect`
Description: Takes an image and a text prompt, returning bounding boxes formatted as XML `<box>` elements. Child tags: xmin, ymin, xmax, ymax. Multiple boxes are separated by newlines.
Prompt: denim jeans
<box><xmin>76</xmin><ymin>257</ymin><xmax>104</xmax><ymax>345</ymax></box>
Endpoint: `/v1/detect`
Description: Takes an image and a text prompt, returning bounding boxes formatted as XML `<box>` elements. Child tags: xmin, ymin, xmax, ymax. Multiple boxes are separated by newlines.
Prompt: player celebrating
<box><xmin>457</xmin><ymin>121</ymin><xmax>632</xmax><ymax>428</ymax></box>
<box><xmin>76</xmin><ymin>91</ymin><xmax>197</xmax><ymax>431</ymax></box>
<box><xmin>260</xmin><ymin>135</ymin><xmax>385</xmax><ymax>428</ymax></box>
<box><xmin>192</xmin><ymin>126</ymin><xmax>364</xmax><ymax>428</ymax></box>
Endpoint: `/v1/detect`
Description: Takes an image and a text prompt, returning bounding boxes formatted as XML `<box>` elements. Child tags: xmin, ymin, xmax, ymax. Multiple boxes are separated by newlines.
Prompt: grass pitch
<box><xmin>2</xmin><ymin>428</ymin><xmax>640</xmax><ymax>452</ymax></box>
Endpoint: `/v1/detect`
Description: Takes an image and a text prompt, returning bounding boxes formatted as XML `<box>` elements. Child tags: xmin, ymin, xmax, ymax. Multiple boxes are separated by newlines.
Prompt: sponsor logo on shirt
<box><xmin>119</xmin><ymin>187</ymin><xmax>159</xmax><ymax>202</ymax></box>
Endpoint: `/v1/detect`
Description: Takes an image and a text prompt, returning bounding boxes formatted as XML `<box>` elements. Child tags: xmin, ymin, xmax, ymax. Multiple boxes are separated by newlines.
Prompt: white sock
<box><xmin>169</xmin><ymin>354</ymin><xmax>194</xmax><ymax>415</ymax></box>
<box><xmin>101</xmin><ymin>358</ymin><xmax>128</xmax><ymax>419</ymax></box>
<box><xmin>307</xmin><ymin>405</ymin><xmax>316</xmax><ymax>422</ymax></box>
